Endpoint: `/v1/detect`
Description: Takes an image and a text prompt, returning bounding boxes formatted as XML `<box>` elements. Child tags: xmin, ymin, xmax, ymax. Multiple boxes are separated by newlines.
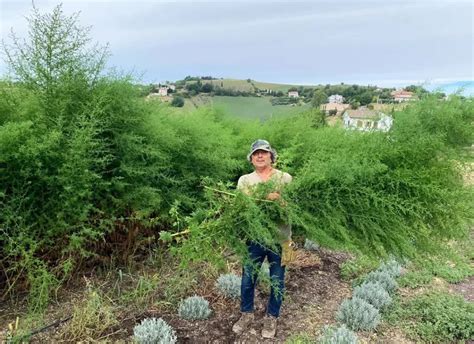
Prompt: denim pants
<box><xmin>240</xmin><ymin>241</ymin><xmax>286</xmax><ymax>317</ymax></box>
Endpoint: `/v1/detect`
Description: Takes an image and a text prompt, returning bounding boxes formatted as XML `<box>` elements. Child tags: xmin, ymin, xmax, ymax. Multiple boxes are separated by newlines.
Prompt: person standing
<box><xmin>232</xmin><ymin>139</ymin><xmax>292</xmax><ymax>339</ymax></box>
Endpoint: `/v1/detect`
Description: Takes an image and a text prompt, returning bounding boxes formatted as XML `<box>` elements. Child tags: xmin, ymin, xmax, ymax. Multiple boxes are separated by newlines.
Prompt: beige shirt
<box><xmin>237</xmin><ymin>169</ymin><xmax>292</xmax><ymax>241</ymax></box>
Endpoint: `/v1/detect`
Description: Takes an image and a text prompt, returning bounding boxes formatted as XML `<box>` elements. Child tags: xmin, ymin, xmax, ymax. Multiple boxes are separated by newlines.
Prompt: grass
<box><xmin>385</xmin><ymin>292</ymin><xmax>474</xmax><ymax>343</ymax></box>
<box><xmin>211</xmin><ymin>95</ymin><xmax>310</xmax><ymax>119</ymax></box>
<box><xmin>398</xmin><ymin>235</ymin><xmax>474</xmax><ymax>289</ymax></box>
<box><xmin>180</xmin><ymin>94</ymin><xmax>311</xmax><ymax>120</ymax></box>
<box><xmin>186</xmin><ymin>78</ymin><xmax>255</xmax><ymax>92</ymax></box>
<box><xmin>185</xmin><ymin>78</ymin><xmax>315</xmax><ymax>93</ymax></box>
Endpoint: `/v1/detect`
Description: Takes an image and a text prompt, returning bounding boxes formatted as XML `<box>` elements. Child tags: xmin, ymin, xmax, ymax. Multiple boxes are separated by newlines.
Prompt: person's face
<box><xmin>251</xmin><ymin>150</ymin><xmax>272</xmax><ymax>169</ymax></box>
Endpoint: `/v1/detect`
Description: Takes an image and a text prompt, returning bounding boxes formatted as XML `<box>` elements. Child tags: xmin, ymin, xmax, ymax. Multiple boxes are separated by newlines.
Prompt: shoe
<box><xmin>261</xmin><ymin>315</ymin><xmax>277</xmax><ymax>338</ymax></box>
<box><xmin>232</xmin><ymin>312</ymin><xmax>254</xmax><ymax>334</ymax></box>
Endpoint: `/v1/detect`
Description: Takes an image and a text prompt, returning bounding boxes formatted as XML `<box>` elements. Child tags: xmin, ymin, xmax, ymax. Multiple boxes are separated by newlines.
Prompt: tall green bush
<box><xmin>0</xmin><ymin>5</ymin><xmax>243</xmax><ymax>310</ymax></box>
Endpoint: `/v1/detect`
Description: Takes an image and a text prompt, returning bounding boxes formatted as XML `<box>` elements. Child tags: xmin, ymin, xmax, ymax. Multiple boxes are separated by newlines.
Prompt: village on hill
<box><xmin>144</xmin><ymin>76</ymin><xmax>436</xmax><ymax>130</ymax></box>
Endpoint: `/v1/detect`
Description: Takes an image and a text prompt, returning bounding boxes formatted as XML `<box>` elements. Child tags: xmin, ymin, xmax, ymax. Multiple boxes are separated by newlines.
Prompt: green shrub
<box><xmin>318</xmin><ymin>324</ymin><xmax>358</xmax><ymax>344</ymax></box>
<box><xmin>387</xmin><ymin>292</ymin><xmax>474</xmax><ymax>342</ymax></box>
<box><xmin>353</xmin><ymin>282</ymin><xmax>392</xmax><ymax>311</ymax></box>
<box><xmin>133</xmin><ymin>317</ymin><xmax>177</xmax><ymax>344</ymax></box>
<box><xmin>340</xmin><ymin>255</ymin><xmax>379</xmax><ymax>281</ymax></box>
<box><xmin>171</xmin><ymin>96</ymin><xmax>184</xmax><ymax>107</ymax></box>
<box><xmin>178</xmin><ymin>296</ymin><xmax>212</xmax><ymax>320</ymax></box>
<box><xmin>336</xmin><ymin>297</ymin><xmax>380</xmax><ymax>331</ymax></box>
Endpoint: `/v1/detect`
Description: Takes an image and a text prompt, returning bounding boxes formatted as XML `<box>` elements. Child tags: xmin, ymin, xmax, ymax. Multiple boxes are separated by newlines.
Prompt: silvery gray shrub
<box><xmin>215</xmin><ymin>273</ymin><xmax>241</xmax><ymax>298</ymax></box>
<box><xmin>178</xmin><ymin>295</ymin><xmax>212</xmax><ymax>320</ymax></box>
<box><xmin>365</xmin><ymin>270</ymin><xmax>398</xmax><ymax>294</ymax></box>
<box><xmin>336</xmin><ymin>297</ymin><xmax>380</xmax><ymax>331</ymax></box>
<box><xmin>304</xmin><ymin>238</ymin><xmax>319</xmax><ymax>251</ymax></box>
<box><xmin>353</xmin><ymin>281</ymin><xmax>392</xmax><ymax>311</ymax></box>
<box><xmin>318</xmin><ymin>324</ymin><xmax>358</xmax><ymax>344</ymax></box>
<box><xmin>377</xmin><ymin>258</ymin><xmax>402</xmax><ymax>278</ymax></box>
<box><xmin>133</xmin><ymin>317</ymin><xmax>177</xmax><ymax>344</ymax></box>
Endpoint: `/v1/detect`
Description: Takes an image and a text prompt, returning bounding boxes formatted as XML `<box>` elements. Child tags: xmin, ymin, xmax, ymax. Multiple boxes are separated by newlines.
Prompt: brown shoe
<box><xmin>261</xmin><ymin>315</ymin><xmax>277</xmax><ymax>338</ymax></box>
<box><xmin>232</xmin><ymin>312</ymin><xmax>255</xmax><ymax>334</ymax></box>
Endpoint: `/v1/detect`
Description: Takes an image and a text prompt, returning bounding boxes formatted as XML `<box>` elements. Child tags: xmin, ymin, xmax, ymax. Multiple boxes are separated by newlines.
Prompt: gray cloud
<box><xmin>1</xmin><ymin>0</ymin><xmax>472</xmax><ymax>85</ymax></box>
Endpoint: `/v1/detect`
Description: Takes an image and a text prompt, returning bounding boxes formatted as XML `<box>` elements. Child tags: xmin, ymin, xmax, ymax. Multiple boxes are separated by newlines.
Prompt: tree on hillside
<box><xmin>355</xmin><ymin>91</ymin><xmax>373</xmax><ymax>106</ymax></box>
<box><xmin>171</xmin><ymin>96</ymin><xmax>185</xmax><ymax>107</ymax></box>
<box><xmin>311</xmin><ymin>90</ymin><xmax>328</xmax><ymax>108</ymax></box>
<box><xmin>201</xmin><ymin>83</ymin><xmax>214</xmax><ymax>93</ymax></box>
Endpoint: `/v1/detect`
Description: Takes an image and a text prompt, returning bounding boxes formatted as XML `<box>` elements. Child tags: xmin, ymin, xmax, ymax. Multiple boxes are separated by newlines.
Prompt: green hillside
<box><xmin>212</xmin><ymin>96</ymin><xmax>309</xmax><ymax>119</ymax></box>
<box><xmin>184</xmin><ymin>78</ymin><xmax>315</xmax><ymax>92</ymax></box>
<box><xmin>182</xmin><ymin>95</ymin><xmax>310</xmax><ymax>119</ymax></box>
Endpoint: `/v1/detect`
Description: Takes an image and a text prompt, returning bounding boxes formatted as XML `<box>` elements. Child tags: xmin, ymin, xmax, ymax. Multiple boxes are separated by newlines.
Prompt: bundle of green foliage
<box><xmin>174</xmin><ymin>180</ymin><xmax>291</xmax><ymax>266</ymax></box>
<box><xmin>318</xmin><ymin>324</ymin><xmax>358</xmax><ymax>344</ymax></box>
<box><xmin>353</xmin><ymin>281</ymin><xmax>392</xmax><ymax>310</ymax></box>
<box><xmin>133</xmin><ymin>317</ymin><xmax>177</xmax><ymax>344</ymax></box>
<box><xmin>215</xmin><ymin>273</ymin><xmax>241</xmax><ymax>298</ymax></box>
<box><xmin>336</xmin><ymin>297</ymin><xmax>380</xmax><ymax>331</ymax></box>
<box><xmin>178</xmin><ymin>296</ymin><xmax>212</xmax><ymax>320</ymax></box>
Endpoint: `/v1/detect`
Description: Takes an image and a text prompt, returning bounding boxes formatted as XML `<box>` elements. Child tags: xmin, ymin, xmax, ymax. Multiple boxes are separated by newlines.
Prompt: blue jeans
<box><xmin>240</xmin><ymin>241</ymin><xmax>286</xmax><ymax>317</ymax></box>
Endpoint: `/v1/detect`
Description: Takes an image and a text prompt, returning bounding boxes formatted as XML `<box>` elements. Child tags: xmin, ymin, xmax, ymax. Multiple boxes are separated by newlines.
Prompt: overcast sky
<box><xmin>1</xmin><ymin>0</ymin><xmax>473</xmax><ymax>87</ymax></box>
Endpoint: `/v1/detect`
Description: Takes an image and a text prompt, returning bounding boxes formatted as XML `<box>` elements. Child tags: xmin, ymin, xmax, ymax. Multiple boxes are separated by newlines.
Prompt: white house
<box><xmin>158</xmin><ymin>86</ymin><xmax>168</xmax><ymax>96</ymax></box>
<box><xmin>328</xmin><ymin>94</ymin><xmax>344</xmax><ymax>104</ymax></box>
<box><xmin>343</xmin><ymin>109</ymin><xmax>393</xmax><ymax>132</ymax></box>
<box><xmin>288</xmin><ymin>91</ymin><xmax>299</xmax><ymax>98</ymax></box>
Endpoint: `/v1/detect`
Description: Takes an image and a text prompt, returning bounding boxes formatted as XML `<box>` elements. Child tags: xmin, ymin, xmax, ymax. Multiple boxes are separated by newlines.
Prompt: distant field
<box><xmin>252</xmin><ymin>80</ymin><xmax>313</xmax><ymax>92</ymax></box>
<box><xmin>181</xmin><ymin>95</ymin><xmax>310</xmax><ymax>119</ymax></box>
<box><xmin>185</xmin><ymin>78</ymin><xmax>317</xmax><ymax>93</ymax></box>
<box><xmin>186</xmin><ymin>79</ymin><xmax>255</xmax><ymax>92</ymax></box>
<box><xmin>211</xmin><ymin>96</ymin><xmax>310</xmax><ymax>119</ymax></box>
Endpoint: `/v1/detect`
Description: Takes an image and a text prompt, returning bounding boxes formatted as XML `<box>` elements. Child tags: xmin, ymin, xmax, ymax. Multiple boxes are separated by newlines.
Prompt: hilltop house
<box><xmin>391</xmin><ymin>90</ymin><xmax>414</xmax><ymax>102</ymax></box>
<box><xmin>320</xmin><ymin>103</ymin><xmax>350</xmax><ymax>115</ymax></box>
<box><xmin>343</xmin><ymin>108</ymin><xmax>393</xmax><ymax>132</ymax></box>
<box><xmin>288</xmin><ymin>91</ymin><xmax>299</xmax><ymax>98</ymax></box>
<box><xmin>157</xmin><ymin>86</ymin><xmax>168</xmax><ymax>96</ymax></box>
<box><xmin>328</xmin><ymin>94</ymin><xmax>344</xmax><ymax>104</ymax></box>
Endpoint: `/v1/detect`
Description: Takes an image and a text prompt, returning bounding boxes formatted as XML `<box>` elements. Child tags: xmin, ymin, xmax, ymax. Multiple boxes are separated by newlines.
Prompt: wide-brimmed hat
<box><xmin>247</xmin><ymin>139</ymin><xmax>277</xmax><ymax>163</ymax></box>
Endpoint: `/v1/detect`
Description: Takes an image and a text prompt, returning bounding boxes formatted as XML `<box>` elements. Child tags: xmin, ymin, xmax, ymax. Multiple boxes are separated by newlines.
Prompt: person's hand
<box><xmin>266</xmin><ymin>192</ymin><xmax>280</xmax><ymax>201</ymax></box>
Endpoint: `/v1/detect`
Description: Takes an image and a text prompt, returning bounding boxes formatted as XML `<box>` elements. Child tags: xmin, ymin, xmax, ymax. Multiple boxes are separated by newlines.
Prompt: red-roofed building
<box><xmin>391</xmin><ymin>90</ymin><xmax>415</xmax><ymax>102</ymax></box>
